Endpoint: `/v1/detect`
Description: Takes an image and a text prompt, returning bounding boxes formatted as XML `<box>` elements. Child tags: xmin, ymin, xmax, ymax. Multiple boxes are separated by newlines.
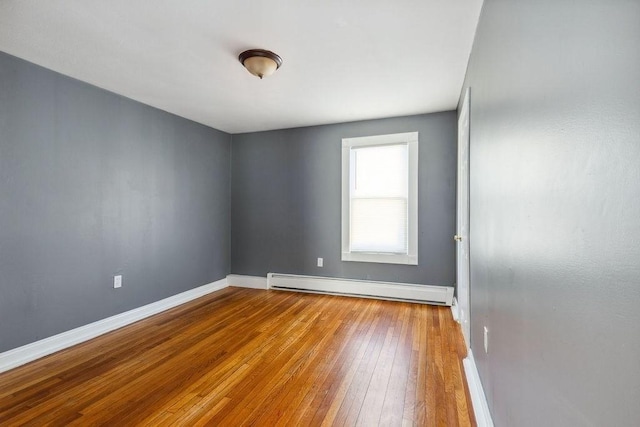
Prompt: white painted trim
<box><xmin>463</xmin><ymin>350</ymin><xmax>494</xmax><ymax>427</ymax></box>
<box><xmin>451</xmin><ymin>296</ymin><xmax>460</xmax><ymax>322</ymax></box>
<box><xmin>456</xmin><ymin>86</ymin><xmax>472</xmax><ymax>350</ymax></box>
<box><xmin>226</xmin><ymin>274</ymin><xmax>268</xmax><ymax>289</ymax></box>
<box><xmin>0</xmin><ymin>278</ymin><xmax>228</xmax><ymax>374</ymax></box>
<box><xmin>341</xmin><ymin>251</ymin><xmax>418</xmax><ymax>265</ymax></box>
<box><xmin>341</xmin><ymin>132</ymin><xmax>419</xmax><ymax>266</ymax></box>
<box><xmin>267</xmin><ymin>273</ymin><xmax>453</xmax><ymax>305</ymax></box>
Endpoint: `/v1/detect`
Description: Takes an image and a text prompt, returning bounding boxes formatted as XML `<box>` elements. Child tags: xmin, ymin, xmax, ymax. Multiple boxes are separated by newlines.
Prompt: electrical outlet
<box><xmin>114</xmin><ymin>275</ymin><xmax>122</xmax><ymax>289</ymax></box>
<box><xmin>484</xmin><ymin>326</ymin><xmax>489</xmax><ymax>353</ymax></box>
<box><xmin>317</xmin><ymin>258</ymin><xmax>323</xmax><ymax>267</ymax></box>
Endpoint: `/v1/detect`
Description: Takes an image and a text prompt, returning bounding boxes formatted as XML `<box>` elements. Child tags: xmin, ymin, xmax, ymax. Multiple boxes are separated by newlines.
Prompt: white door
<box><xmin>456</xmin><ymin>88</ymin><xmax>471</xmax><ymax>348</ymax></box>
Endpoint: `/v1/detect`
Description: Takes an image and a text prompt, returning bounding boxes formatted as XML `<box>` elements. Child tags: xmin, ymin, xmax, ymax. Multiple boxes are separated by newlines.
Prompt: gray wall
<box><xmin>0</xmin><ymin>52</ymin><xmax>231</xmax><ymax>352</ymax></box>
<box><xmin>231</xmin><ymin>112</ymin><xmax>457</xmax><ymax>285</ymax></box>
<box><xmin>462</xmin><ymin>1</ymin><xmax>640</xmax><ymax>425</ymax></box>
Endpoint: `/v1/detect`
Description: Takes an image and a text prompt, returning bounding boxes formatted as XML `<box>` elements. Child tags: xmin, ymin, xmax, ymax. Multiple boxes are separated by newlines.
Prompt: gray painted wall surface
<box><xmin>0</xmin><ymin>52</ymin><xmax>231</xmax><ymax>352</ymax></box>
<box><xmin>231</xmin><ymin>112</ymin><xmax>457</xmax><ymax>286</ymax></box>
<box><xmin>461</xmin><ymin>1</ymin><xmax>640</xmax><ymax>425</ymax></box>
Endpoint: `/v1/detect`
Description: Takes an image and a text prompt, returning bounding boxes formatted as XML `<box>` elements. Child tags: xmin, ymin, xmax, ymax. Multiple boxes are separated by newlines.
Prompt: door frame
<box><xmin>456</xmin><ymin>87</ymin><xmax>471</xmax><ymax>349</ymax></box>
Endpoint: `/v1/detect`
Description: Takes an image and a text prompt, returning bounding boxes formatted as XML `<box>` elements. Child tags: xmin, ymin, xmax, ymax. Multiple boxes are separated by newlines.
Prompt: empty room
<box><xmin>0</xmin><ymin>1</ymin><xmax>638</xmax><ymax>426</ymax></box>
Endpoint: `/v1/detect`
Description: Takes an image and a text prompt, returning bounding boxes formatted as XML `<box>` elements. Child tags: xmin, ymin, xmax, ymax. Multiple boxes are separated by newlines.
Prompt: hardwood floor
<box><xmin>0</xmin><ymin>287</ymin><xmax>475</xmax><ymax>426</ymax></box>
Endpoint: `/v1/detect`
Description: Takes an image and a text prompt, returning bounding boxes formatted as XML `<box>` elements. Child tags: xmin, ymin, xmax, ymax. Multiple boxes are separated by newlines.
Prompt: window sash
<box><xmin>350</xmin><ymin>197</ymin><xmax>408</xmax><ymax>254</ymax></box>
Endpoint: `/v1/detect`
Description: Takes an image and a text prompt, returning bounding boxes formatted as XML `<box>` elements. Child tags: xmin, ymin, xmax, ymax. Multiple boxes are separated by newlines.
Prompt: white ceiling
<box><xmin>0</xmin><ymin>0</ymin><xmax>483</xmax><ymax>134</ymax></box>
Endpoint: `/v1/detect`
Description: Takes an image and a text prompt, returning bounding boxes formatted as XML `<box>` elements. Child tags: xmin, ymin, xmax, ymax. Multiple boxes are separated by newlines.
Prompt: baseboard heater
<box><xmin>267</xmin><ymin>273</ymin><xmax>454</xmax><ymax>306</ymax></box>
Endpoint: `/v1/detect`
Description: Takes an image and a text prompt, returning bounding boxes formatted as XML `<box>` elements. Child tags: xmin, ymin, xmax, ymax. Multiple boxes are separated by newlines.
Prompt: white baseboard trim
<box><xmin>451</xmin><ymin>296</ymin><xmax>460</xmax><ymax>322</ymax></box>
<box><xmin>267</xmin><ymin>273</ymin><xmax>454</xmax><ymax>305</ymax></box>
<box><xmin>463</xmin><ymin>350</ymin><xmax>494</xmax><ymax>427</ymax></box>
<box><xmin>226</xmin><ymin>274</ymin><xmax>268</xmax><ymax>289</ymax></box>
<box><xmin>0</xmin><ymin>278</ymin><xmax>228</xmax><ymax>374</ymax></box>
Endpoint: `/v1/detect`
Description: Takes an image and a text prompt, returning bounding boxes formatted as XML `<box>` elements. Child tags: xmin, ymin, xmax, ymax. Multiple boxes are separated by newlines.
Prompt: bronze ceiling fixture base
<box><xmin>238</xmin><ymin>49</ymin><xmax>283</xmax><ymax>79</ymax></box>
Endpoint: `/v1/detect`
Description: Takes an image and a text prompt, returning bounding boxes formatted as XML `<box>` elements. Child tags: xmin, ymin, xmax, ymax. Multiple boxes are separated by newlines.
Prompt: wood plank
<box><xmin>379</xmin><ymin>302</ymin><xmax>413</xmax><ymax>427</ymax></box>
<box><xmin>0</xmin><ymin>288</ymin><xmax>474</xmax><ymax>426</ymax></box>
<box><xmin>253</xmin><ymin>297</ymin><xmax>365</xmax><ymax>425</ymax></box>
<box><xmin>306</xmin><ymin>299</ymin><xmax>383</xmax><ymax>426</ymax></box>
<box><xmin>356</xmin><ymin>306</ymin><xmax>402</xmax><ymax>426</ymax></box>
<box><xmin>330</xmin><ymin>301</ymin><xmax>394</xmax><ymax>426</ymax></box>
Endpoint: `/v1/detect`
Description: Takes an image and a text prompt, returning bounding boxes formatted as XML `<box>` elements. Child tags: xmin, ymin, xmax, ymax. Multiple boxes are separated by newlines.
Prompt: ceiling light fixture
<box><xmin>238</xmin><ymin>49</ymin><xmax>283</xmax><ymax>79</ymax></box>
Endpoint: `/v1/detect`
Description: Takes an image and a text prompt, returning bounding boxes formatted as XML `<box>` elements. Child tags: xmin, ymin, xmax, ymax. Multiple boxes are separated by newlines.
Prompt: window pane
<box><xmin>353</xmin><ymin>144</ymin><xmax>407</xmax><ymax>197</ymax></box>
<box><xmin>351</xmin><ymin>198</ymin><xmax>407</xmax><ymax>253</ymax></box>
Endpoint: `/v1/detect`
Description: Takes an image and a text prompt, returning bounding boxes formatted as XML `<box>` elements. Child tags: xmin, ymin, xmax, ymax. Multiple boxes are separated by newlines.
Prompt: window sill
<box><xmin>341</xmin><ymin>252</ymin><xmax>418</xmax><ymax>265</ymax></box>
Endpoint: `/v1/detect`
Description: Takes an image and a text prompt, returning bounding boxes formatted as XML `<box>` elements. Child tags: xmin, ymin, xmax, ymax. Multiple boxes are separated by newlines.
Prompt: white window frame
<box><xmin>341</xmin><ymin>131</ymin><xmax>419</xmax><ymax>265</ymax></box>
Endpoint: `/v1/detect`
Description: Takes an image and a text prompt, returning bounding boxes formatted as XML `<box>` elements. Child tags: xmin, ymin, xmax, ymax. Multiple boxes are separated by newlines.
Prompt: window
<box><xmin>342</xmin><ymin>132</ymin><xmax>418</xmax><ymax>265</ymax></box>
